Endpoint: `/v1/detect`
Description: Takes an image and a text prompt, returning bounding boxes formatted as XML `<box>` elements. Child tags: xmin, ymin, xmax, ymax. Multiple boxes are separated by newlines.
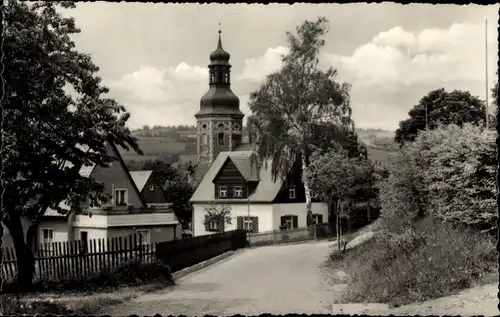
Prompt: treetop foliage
<box><xmin>394</xmin><ymin>88</ymin><xmax>490</xmax><ymax>145</ymax></box>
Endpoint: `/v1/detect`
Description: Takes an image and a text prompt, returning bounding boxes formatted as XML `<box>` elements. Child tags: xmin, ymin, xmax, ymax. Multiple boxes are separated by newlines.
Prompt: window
<box><xmin>219</xmin><ymin>186</ymin><xmax>227</xmax><ymax>198</ymax></box>
<box><xmin>210</xmin><ymin>72</ymin><xmax>215</xmax><ymax>84</ymax></box>
<box><xmin>280</xmin><ymin>215</ymin><xmax>298</xmax><ymax>230</ymax></box>
<box><xmin>149</xmin><ymin>185</ymin><xmax>155</xmax><ymax>191</ymax></box>
<box><xmin>289</xmin><ymin>185</ymin><xmax>296</xmax><ymax>199</ymax></box>
<box><xmin>41</xmin><ymin>228</ymin><xmax>53</xmax><ymax>250</ymax></box>
<box><xmin>115</xmin><ymin>189</ymin><xmax>128</xmax><ymax>206</ymax></box>
<box><xmin>237</xmin><ymin>216</ymin><xmax>258</xmax><ymax>233</ymax></box>
<box><xmin>218</xmin><ymin>133</ymin><xmax>224</xmax><ymax>146</ymax></box>
<box><xmin>234</xmin><ymin>186</ymin><xmax>243</xmax><ymax>198</ymax></box>
<box><xmin>136</xmin><ymin>229</ymin><xmax>151</xmax><ymax>245</ymax></box>
<box><xmin>80</xmin><ymin>231</ymin><xmax>88</xmax><ymax>253</ymax></box>
<box><xmin>202</xmin><ymin>133</ymin><xmax>208</xmax><ymax>145</ymax></box>
<box><xmin>312</xmin><ymin>214</ymin><xmax>324</xmax><ymax>225</ymax></box>
<box><xmin>205</xmin><ymin>219</ymin><xmax>221</xmax><ymax>232</ymax></box>
<box><xmin>224</xmin><ymin>73</ymin><xmax>229</xmax><ymax>83</ymax></box>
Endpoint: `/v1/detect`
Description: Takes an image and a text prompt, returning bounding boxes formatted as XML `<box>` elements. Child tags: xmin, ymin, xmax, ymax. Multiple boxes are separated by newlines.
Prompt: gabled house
<box><xmin>130</xmin><ymin>169</ymin><xmax>182</xmax><ymax>236</ymax></box>
<box><xmin>189</xmin><ymin>147</ymin><xmax>329</xmax><ymax>236</ymax></box>
<box><xmin>2</xmin><ymin>141</ymin><xmax>181</xmax><ymax>250</ymax></box>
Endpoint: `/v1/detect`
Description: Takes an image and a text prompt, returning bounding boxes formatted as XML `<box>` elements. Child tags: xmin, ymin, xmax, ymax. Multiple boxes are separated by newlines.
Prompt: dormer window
<box><xmin>289</xmin><ymin>185</ymin><xmax>296</xmax><ymax>200</ymax></box>
<box><xmin>149</xmin><ymin>185</ymin><xmax>154</xmax><ymax>191</ymax></box>
<box><xmin>219</xmin><ymin>186</ymin><xmax>227</xmax><ymax>198</ymax></box>
<box><xmin>234</xmin><ymin>186</ymin><xmax>243</xmax><ymax>198</ymax></box>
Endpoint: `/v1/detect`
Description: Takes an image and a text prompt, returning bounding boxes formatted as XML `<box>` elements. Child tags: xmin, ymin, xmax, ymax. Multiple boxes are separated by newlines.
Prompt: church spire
<box><xmin>210</xmin><ymin>26</ymin><xmax>230</xmax><ymax>62</ymax></box>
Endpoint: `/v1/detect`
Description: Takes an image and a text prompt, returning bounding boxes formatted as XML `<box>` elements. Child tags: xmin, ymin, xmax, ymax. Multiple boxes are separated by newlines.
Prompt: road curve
<box><xmin>103</xmin><ymin>241</ymin><xmax>338</xmax><ymax>316</ymax></box>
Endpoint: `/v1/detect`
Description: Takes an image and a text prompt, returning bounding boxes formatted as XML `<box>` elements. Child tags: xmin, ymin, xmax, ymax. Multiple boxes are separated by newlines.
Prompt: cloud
<box><xmin>324</xmin><ymin>22</ymin><xmax>498</xmax><ymax>130</ymax></box>
<box><xmin>107</xmin><ymin>63</ymin><xmax>209</xmax><ymax>128</ymax></box>
<box><xmin>238</xmin><ymin>46</ymin><xmax>289</xmax><ymax>82</ymax></box>
<box><xmin>108</xmin><ymin>47</ymin><xmax>288</xmax><ymax>129</ymax></box>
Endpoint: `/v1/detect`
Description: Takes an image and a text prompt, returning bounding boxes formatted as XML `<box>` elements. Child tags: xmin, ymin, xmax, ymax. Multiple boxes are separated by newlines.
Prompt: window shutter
<box><xmin>237</xmin><ymin>216</ymin><xmax>243</xmax><ymax>229</ymax></box>
<box><xmin>252</xmin><ymin>217</ymin><xmax>259</xmax><ymax>233</ymax></box>
<box><xmin>318</xmin><ymin>214</ymin><xmax>323</xmax><ymax>224</ymax></box>
<box><xmin>293</xmin><ymin>215</ymin><xmax>298</xmax><ymax>228</ymax></box>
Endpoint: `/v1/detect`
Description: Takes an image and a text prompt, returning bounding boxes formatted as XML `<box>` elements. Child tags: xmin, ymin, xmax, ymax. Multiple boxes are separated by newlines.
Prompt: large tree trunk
<box><xmin>301</xmin><ymin>153</ymin><xmax>313</xmax><ymax>226</ymax></box>
<box><xmin>3</xmin><ymin>217</ymin><xmax>35</xmax><ymax>292</ymax></box>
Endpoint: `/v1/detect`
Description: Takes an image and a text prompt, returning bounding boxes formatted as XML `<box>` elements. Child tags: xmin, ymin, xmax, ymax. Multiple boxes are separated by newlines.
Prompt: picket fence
<box><xmin>1</xmin><ymin>234</ymin><xmax>156</xmax><ymax>282</ymax></box>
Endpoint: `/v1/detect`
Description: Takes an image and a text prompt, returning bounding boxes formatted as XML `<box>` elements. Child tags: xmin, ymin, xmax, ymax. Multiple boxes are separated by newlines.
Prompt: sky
<box><xmin>61</xmin><ymin>3</ymin><xmax>499</xmax><ymax>131</ymax></box>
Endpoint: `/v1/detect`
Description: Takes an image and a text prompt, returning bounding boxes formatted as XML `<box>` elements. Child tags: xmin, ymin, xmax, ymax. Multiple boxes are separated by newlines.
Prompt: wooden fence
<box><xmin>156</xmin><ymin>229</ymin><xmax>247</xmax><ymax>273</ymax></box>
<box><xmin>1</xmin><ymin>234</ymin><xmax>156</xmax><ymax>283</ymax></box>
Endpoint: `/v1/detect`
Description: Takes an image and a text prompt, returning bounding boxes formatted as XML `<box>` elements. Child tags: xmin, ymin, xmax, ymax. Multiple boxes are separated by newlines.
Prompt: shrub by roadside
<box><xmin>330</xmin><ymin>218</ymin><xmax>496</xmax><ymax>307</ymax></box>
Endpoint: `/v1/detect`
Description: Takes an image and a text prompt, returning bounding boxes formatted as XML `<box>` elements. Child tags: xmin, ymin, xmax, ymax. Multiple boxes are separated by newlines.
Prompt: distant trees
<box><xmin>395</xmin><ymin>89</ymin><xmax>491</xmax><ymax>145</ymax></box>
<box><xmin>247</xmin><ymin>17</ymin><xmax>363</xmax><ymax>226</ymax></box>
<box><xmin>3</xmin><ymin>1</ymin><xmax>141</xmax><ymax>289</ymax></box>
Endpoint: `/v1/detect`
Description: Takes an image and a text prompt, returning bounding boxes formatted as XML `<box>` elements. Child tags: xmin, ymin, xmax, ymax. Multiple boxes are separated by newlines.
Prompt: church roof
<box><xmin>209</xmin><ymin>30</ymin><xmax>230</xmax><ymax>61</ymax></box>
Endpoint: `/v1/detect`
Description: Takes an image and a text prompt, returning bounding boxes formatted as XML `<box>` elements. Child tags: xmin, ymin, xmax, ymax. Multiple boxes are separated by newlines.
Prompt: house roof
<box><xmin>130</xmin><ymin>170</ymin><xmax>153</xmax><ymax>192</ymax></box>
<box><xmin>190</xmin><ymin>150</ymin><xmax>284</xmax><ymax>203</ymax></box>
<box><xmin>212</xmin><ymin>156</ymin><xmax>260</xmax><ymax>183</ymax></box>
<box><xmin>46</xmin><ymin>140</ymin><xmax>147</xmax><ymax>217</ymax></box>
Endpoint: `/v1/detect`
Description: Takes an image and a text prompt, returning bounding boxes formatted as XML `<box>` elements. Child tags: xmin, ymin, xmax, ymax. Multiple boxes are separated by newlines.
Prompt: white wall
<box><xmin>272</xmin><ymin>202</ymin><xmax>328</xmax><ymax>228</ymax></box>
<box><xmin>1</xmin><ymin>217</ymin><xmax>69</xmax><ymax>248</ymax></box>
<box><xmin>73</xmin><ymin>213</ymin><xmax>178</xmax><ymax>228</ymax></box>
<box><xmin>193</xmin><ymin>203</ymin><xmax>274</xmax><ymax>236</ymax></box>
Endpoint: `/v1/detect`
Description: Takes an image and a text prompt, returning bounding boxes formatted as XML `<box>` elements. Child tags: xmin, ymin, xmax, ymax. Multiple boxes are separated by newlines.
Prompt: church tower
<box><xmin>195</xmin><ymin>29</ymin><xmax>244</xmax><ymax>166</ymax></box>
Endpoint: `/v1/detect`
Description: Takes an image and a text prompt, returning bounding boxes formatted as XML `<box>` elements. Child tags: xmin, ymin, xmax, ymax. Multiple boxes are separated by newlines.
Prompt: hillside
<box><xmin>121</xmin><ymin>125</ymin><xmax>398</xmax><ymax>165</ymax></box>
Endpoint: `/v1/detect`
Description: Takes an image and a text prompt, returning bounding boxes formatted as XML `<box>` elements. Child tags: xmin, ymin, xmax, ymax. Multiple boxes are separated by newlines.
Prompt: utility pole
<box><xmin>425</xmin><ymin>104</ymin><xmax>428</xmax><ymax>130</ymax></box>
<box><xmin>485</xmin><ymin>18</ymin><xmax>489</xmax><ymax>129</ymax></box>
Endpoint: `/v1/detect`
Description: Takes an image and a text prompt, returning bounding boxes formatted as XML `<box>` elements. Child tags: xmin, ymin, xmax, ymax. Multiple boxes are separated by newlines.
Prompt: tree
<box><xmin>306</xmin><ymin>148</ymin><xmax>375</xmax><ymax>253</ymax></box>
<box><xmin>381</xmin><ymin>123</ymin><xmax>496</xmax><ymax>234</ymax></box>
<box><xmin>413</xmin><ymin>123</ymin><xmax>496</xmax><ymax>233</ymax></box>
<box><xmin>3</xmin><ymin>1</ymin><xmax>141</xmax><ymax>289</ymax></box>
<box><xmin>140</xmin><ymin>159</ymin><xmax>194</xmax><ymax>227</ymax></box>
<box><xmin>247</xmin><ymin>17</ymin><xmax>357</xmax><ymax>226</ymax></box>
<box><xmin>395</xmin><ymin>88</ymin><xmax>490</xmax><ymax>145</ymax></box>
<box><xmin>202</xmin><ymin>203</ymin><xmax>232</xmax><ymax>233</ymax></box>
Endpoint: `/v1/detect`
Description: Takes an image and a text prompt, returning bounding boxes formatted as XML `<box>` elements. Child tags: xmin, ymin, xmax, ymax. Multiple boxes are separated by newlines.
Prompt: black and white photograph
<box><xmin>2</xmin><ymin>1</ymin><xmax>498</xmax><ymax>316</ymax></box>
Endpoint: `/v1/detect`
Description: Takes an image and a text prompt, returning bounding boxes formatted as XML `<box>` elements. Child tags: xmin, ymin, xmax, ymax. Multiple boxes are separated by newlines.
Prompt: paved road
<box><xmin>103</xmin><ymin>241</ymin><xmax>339</xmax><ymax>316</ymax></box>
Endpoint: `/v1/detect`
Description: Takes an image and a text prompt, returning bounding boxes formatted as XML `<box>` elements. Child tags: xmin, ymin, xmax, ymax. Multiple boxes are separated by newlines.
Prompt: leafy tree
<box><xmin>395</xmin><ymin>88</ymin><xmax>490</xmax><ymax>145</ymax></box>
<box><xmin>3</xmin><ymin>1</ymin><xmax>141</xmax><ymax>289</ymax></box>
<box><xmin>202</xmin><ymin>203</ymin><xmax>232</xmax><ymax>233</ymax></box>
<box><xmin>381</xmin><ymin>123</ymin><xmax>496</xmax><ymax>234</ymax></box>
<box><xmin>414</xmin><ymin>123</ymin><xmax>496</xmax><ymax>233</ymax></box>
<box><xmin>307</xmin><ymin>149</ymin><xmax>376</xmax><ymax>252</ymax></box>
<box><xmin>247</xmin><ymin>17</ymin><xmax>358</xmax><ymax>226</ymax></box>
<box><xmin>143</xmin><ymin>159</ymin><xmax>195</xmax><ymax>227</ymax></box>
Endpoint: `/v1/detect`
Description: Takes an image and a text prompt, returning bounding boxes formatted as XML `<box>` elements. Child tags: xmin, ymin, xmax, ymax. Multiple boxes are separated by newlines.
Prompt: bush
<box><xmin>332</xmin><ymin>218</ymin><xmax>496</xmax><ymax>306</ymax></box>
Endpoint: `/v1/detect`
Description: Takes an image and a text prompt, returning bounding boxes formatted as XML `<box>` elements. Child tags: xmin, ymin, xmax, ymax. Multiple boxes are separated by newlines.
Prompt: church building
<box><xmin>189</xmin><ymin>30</ymin><xmax>328</xmax><ymax>236</ymax></box>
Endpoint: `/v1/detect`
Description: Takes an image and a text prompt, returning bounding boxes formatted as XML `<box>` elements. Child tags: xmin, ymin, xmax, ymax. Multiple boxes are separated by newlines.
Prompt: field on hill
<box><xmin>124</xmin><ymin>126</ymin><xmax>398</xmax><ymax>165</ymax></box>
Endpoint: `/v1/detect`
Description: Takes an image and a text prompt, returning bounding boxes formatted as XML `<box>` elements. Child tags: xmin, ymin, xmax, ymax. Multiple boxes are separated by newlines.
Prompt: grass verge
<box><xmin>1</xmin><ymin>259</ymin><xmax>175</xmax><ymax>315</ymax></box>
<box><xmin>329</xmin><ymin>217</ymin><xmax>497</xmax><ymax>307</ymax></box>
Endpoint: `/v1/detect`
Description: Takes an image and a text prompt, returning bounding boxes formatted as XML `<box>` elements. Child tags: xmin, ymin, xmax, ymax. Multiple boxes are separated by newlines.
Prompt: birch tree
<box><xmin>247</xmin><ymin>17</ymin><xmax>356</xmax><ymax>226</ymax></box>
